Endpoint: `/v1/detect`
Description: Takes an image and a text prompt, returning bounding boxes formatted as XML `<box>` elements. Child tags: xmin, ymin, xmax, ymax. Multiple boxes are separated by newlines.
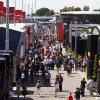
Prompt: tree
<box><xmin>92</xmin><ymin>54</ymin><xmax>98</xmax><ymax>81</ymax></box>
<box><xmin>83</xmin><ymin>5</ymin><xmax>90</xmax><ymax>11</ymax></box>
<box><xmin>27</xmin><ymin>14</ymin><xmax>30</xmax><ymax>17</ymax></box>
<box><xmin>81</xmin><ymin>26</ymin><xmax>88</xmax><ymax>32</ymax></box>
<box><xmin>74</xmin><ymin>7</ymin><xmax>81</xmax><ymax>11</ymax></box>
<box><xmin>31</xmin><ymin>13</ymin><xmax>35</xmax><ymax>16</ymax></box>
<box><xmin>93</xmin><ymin>8</ymin><xmax>100</xmax><ymax>11</ymax></box>
<box><xmin>49</xmin><ymin>10</ymin><xmax>54</xmax><ymax>16</ymax></box>
<box><xmin>60</xmin><ymin>7</ymin><xmax>68</xmax><ymax>12</ymax></box>
<box><xmin>36</xmin><ymin>8</ymin><xmax>54</xmax><ymax>16</ymax></box>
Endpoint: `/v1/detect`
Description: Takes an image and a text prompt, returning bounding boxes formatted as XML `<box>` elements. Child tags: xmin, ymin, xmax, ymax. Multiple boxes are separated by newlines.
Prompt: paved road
<box><xmin>14</xmin><ymin>67</ymin><xmax>99</xmax><ymax>100</ymax></box>
<box><xmin>14</xmin><ymin>46</ymin><xmax>100</xmax><ymax>100</ymax></box>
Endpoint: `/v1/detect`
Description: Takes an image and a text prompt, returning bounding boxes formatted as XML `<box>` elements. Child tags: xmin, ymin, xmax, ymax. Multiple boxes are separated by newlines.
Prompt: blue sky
<box><xmin>2</xmin><ymin>0</ymin><xmax>100</xmax><ymax>14</ymax></box>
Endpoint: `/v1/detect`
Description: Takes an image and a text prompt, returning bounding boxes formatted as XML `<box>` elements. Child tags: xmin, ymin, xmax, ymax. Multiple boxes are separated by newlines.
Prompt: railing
<box><xmin>26</xmin><ymin>16</ymin><xmax>54</xmax><ymax>19</ymax></box>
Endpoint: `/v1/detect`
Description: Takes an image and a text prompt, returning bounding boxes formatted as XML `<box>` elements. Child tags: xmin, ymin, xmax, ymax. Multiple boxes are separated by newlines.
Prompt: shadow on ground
<box><xmin>14</xmin><ymin>97</ymin><xmax>34</xmax><ymax>100</ymax></box>
<box><xmin>26</xmin><ymin>74</ymin><xmax>52</xmax><ymax>87</ymax></box>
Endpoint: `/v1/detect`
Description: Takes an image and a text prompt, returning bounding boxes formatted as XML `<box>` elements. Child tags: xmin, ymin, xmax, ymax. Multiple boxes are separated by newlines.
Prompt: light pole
<box><xmin>31</xmin><ymin>3</ymin><xmax>33</xmax><ymax>24</ymax></box>
<box><xmin>34</xmin><ymin>0</ymin><xmax>36</xmax><ymax>22</ymax></box>
<box><xmin>69</xmin><ymin>21</ymin><xmax>72</xmax><ymax>49</ymax></box>
<box><xmin>21</xmin><ymin>0</ymin><xmax>23</xmax><ymax>23</ymax></box>
<box><xmin>28</xmin><ymin>4</ymin><xmax>30</xmax><ymax>24</ymax></box>
<box><xmin>14</xmin><ymin>0</ymin><xmax>16</xmax><ymax>26</ymax></box>
<box><xmin>35</xmin><ymin>0</ymin><xmax>36</xmax><ymax>14</ymax></box>
<box><xmin>75</xmin><ymin>17</ymin><xmax>77</xmax><ymax>56</ymax></box>
<box><xmin>6</xmin><ymin>0</ymin><xmax>9</xmax><ymax>50</ymax></box>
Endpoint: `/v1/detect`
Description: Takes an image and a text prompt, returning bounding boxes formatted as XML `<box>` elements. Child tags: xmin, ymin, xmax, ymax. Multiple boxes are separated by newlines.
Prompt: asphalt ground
<box><xmin>13</xmin><ymin>45</ymin><xmax>100</xmax><ymax>100</ymax></box>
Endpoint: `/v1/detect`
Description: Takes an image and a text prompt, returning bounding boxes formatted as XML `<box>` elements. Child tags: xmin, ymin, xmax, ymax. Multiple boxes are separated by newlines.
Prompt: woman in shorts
<box><xmin>54</xmin><ymin>81</ymin><xmax>59</xmax><ymax>97</ymax></box>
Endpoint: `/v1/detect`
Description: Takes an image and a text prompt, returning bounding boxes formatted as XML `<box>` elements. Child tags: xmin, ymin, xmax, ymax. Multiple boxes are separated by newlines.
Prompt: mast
<box><xmin>28</xmin><ymin>4</ymin><xmax>29</xmax><ymax>24</ymax></box>
<box><xmin>6</xmin><ymin>0</ymin><xmax>9</xmax><ymax>50</ymax></box>
<box><xmin>31</xmin><ymin>3</ymin><xmax>33</xmax><ymax>24</ymax></box>
<box><xmin>14</xmin><ymin>0</ymin><xmax>16</xmax><ymax>25</ymax></box>
<box><xmin>34</xmin><ymin>0</ymin><xmax>36</xmax><ymax>22</ymax></box>
<box><xmin>21</xmin><ymin>0</ymin><xmax>23</xmax><ymax>23</ymax></box>
<box><xmin>24</xmin><ymin>3</ymin><xmax>26</xmax><ymax>24</ymax></box>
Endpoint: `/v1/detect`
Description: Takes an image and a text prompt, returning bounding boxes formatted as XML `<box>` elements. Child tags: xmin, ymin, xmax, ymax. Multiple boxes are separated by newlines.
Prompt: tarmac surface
<box><xmin>13</xmin><ymin>47</ymin><xmax>100</xmax><ymax>100</ymax></box>
<box><xmin>14</xmin><ymin>68</ymin><xmax>100</xmax><ymax>100</ymax></box>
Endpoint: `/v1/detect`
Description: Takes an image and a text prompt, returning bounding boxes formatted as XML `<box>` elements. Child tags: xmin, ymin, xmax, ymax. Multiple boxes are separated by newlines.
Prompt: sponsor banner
<box><xmin>22</xmin><ymin>11</ymin><xmax>26</xmax><ymax>18</ymax></box>
<box><xmin>9</xmin><ymin>7</ymin><xmax>15</xmax><ymax>18</ymax></box>
<box><xmin>3</xmin><ymin>7</ymin><xmax>6</xmax><ymax>17</ymax></box>
<box><xmin>0</xmin><ymin>1</ymin><xmax>4</xmax><ymax>16</ymax></box>
<box><xmin>15</xmin><ymin>10</ymin><xmax>22</xmax><ymax>17</ymax></box>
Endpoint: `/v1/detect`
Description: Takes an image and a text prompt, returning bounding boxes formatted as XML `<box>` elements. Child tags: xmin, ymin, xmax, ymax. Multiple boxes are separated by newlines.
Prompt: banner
<box><xmin>9</xmin><ymin>7</ymin><xmax>15</xmax><ymax>18</ymax></box>
<box><xmin>3</xmin><ymin>7</ymin><xmax>6</xmax><ymax>17</ymax></box>
<box><xmin>22</xmin><ymin>11</ymin><xmax>26</xmax><ymax>18</ymax></box>
<box><xmin>0</xmin><ymin>1</ymin><xmax>4</xmax><ymax>16</ymax></box>
<box><xmin>15</xmin><ymin>10</ymin><xmax>22</xmax><ymax>17</ymax></box>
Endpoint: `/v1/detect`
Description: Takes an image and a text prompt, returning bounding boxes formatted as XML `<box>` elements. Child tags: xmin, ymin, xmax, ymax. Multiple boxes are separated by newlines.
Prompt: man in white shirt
<box><xmin>35</xmin><ymin>53</ymin><xmax>38</xmax><ymax>59</ymax></box>
<box><xmin>87</xmin><ymin>77</ymin><xmax>94</xmax><ymax>96</ymax></box>
<box><xmin>21</xmin><ymin>71</ymin><xmax>25</xmax><ymax>79</ymax></box>
<box><xmin>21</xmin><ymin>71</ymin><xmax>25</xmax><ymax>85</ymax></box>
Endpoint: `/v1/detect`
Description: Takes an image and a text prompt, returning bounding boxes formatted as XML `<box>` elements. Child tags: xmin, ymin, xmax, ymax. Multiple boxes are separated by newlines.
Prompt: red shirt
<box><xmin>46</xmin><ymin>49</ymin><xmax>49</xmax><ymax>55</ymax></box>
<box><xmin>41</xmin><ymin>48</ymin><xmax>44</xmax><ymax>53</ymax></box>
<box><xmin>67</xmin><ymin>95</ymin><xmax>73</xmax><ymax>100</ymax></box>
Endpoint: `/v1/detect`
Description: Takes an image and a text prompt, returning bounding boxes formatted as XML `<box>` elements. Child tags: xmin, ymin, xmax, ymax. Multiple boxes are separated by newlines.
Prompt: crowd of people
<box><xmin>6</xmin><ymin>26</ymin><xmax>96</xmax><ymax>100</ymax></box>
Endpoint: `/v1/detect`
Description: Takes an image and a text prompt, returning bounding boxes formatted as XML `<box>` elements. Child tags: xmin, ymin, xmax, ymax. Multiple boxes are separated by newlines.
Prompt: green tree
<box><xmin>27</xmin><ymin>14</ymin><xmax>30</xmax><ymax>16</ymax></box>
<box><xmin>36</xmin><ymin>8</ymin><xmax>54</xmax><ymax>16</ymax></box>
<box><xmin>92</xmin><ymin>54</ymin><xmax>98</xmax><ymax>81</ymax></box>
<box><xmin>81</xmin><ymin>26</ymin><xmax>88</xmax><ymax>32</ymax></box>
<box><xmin>49</xmin><ymin>10</ymin><xmax>54</xmax><ymax>16</ymax></box>
<box><xmin>60</xmin><ymin>7</ymin><xmax>68</xmax><ymax>12</ymax></box>
<box><xmin>74</xmin><ymin>7</ymin><xmax>81</xmax><ymax>11</ymax></box>
<box><xmin>32</xmin><ymin>13</ymin><xmax>35</xmax><ymax>16</ymax></box>
<box><xmin>93</xmin><ymin>8</ymin><xmax>100</xmax><ymax>11</ymax></box>
<box><xmin>83</xmin><ymin>5</ymin><xmax>90</xmax><ymax>11</ymax></box>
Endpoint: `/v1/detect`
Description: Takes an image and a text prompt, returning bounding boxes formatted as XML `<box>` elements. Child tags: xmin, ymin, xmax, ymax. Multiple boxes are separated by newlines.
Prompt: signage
<box><xmin>88</xmin><ymin>52</ymin><xmax>90</xmax><ymax>57</ymax></box>
<box><xmin>99</xmin><ymin>60</ymin><xmax>100</xmax><ymax>66</ymax></box>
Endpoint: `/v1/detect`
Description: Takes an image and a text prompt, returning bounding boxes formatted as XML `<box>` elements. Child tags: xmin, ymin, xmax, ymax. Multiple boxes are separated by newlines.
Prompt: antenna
<box><xmin>34</xmin><ymin>0</ymin><xmax>36</xmax><ymax>22</ymax></box>
<box><xmin>14</xmin><ymin>0</ymin><xmax>16</xmax><ymax>26</ymax></box>
<box><xmin>28</xmin><ymin>4</ymin><xmax>29</xmax><ymax>24</ymax></box>
<box><xmin>6</xmin><ymin>0</ymin><xmax>9</xmax><ymax>50</ymax></box>
<box><xmin>31</xmin><ymin>3</ymin><xmax>33</xmax><ymax>24</ymax></box>
<box><xmin>21</xmin><ymin>0</ymin><xmax>23</xmax><ymax>23</ymax></box>
<box><xmin>24</xmin><ymin>3</ymin><xmax>26</xmax><ymax>24</ymax></box>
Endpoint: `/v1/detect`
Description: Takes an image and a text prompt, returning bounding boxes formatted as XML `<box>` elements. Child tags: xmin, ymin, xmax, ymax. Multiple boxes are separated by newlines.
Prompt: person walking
<box><xmin>45</xmin><ymin>70</ymin><xmax>51</xmax><ymax>86</ymax></box>
<box><xmin>36</xmin><ymin>80</ymin><xmax>43</xmax><ymax>97</ymax></box>
<box><xmin>22</xmin><ymin>83</ymin><xmax>27</xmax><ymax>100</ymax></box>
<box><xmin>58</xmin><ymin>74</ymin><xmax>63</xmax><ymax>92</ymax></box>
<box><xmin>81</xmin><ymin>78</ymin><xmax>87</xmax><ymax>96</ymax></box>
<box><xmin>16</xmin><ymin>82</ymin><xmax>21</xmax><ymax>100</ymax></box>
<box><xmin>9</xmin><ymin>87</ymin><xmax>14</xmax><ymax>100</ymax></box>
<box><xmin>67</xmin><ymin>63</ymin><xmax>71</xmax><ymax>77</ymax></box>
<box><xmin>54</xmin><ymin>81</ymin><xmax>59</xmax><ymax>97</ymax></box>
<box><xmin>21</xmin><ymin>71</ymin><xmax>25</xmax><ymax>86</ymax></box>
<box><xmin>67</xmin><ymin>92</ymin><xmax>73</xmax><ymax>100</ymax></box>
<box><xmin>87</xmin><ymin>77</ymin><xmax>94</xmax><ymax>96</ymax></box>
<box><xmin>74</xmin><ymin>87</ymin><xmax>81</xmax><ymax>100</ymax></box>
